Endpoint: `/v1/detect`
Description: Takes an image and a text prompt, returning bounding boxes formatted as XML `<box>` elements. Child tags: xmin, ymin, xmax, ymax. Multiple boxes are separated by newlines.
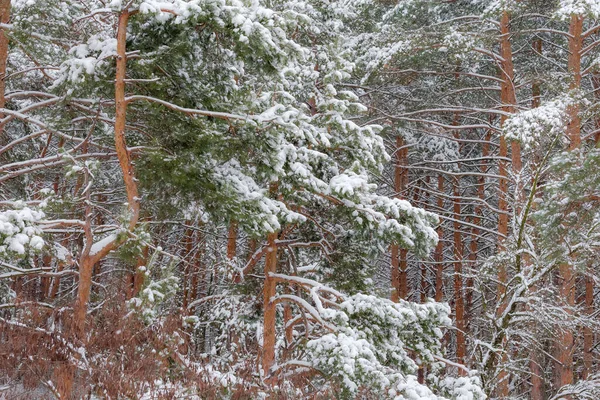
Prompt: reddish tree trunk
<box><xmin>555</xmin><ymin>14</ymin><xmax>583</xmax><ymax>392</ymax></box>
<box><xmin>181</xmin><ymin>223</ymin><xmax>194</xmax><ymax>307</ymax></box>
<box><xmin>496</xmin><ymin>11</ymin><xmax>520</xmax><ymax>394</ymax></box>
<box><xmin>592</xmin><ymin>71</ymin><xmax>600</xmax><ymax>146</ymax></box>
<box><xmin>190</xmin><ymin>229</ymin><xmax>204</xmax><ymax>302</ymax></box>
<box><xmin>132</xmin><ymin>246</ymin><xmax>149</xmax><ymax>298</ymax></box>
<box><xmin>530</xmin><ymin>41</ymin><xmax>545</xmax><ymax>400</ymax></box>
<box><xmin>261</xmin><ymin>229</ymin><xmax>278</xmax><ymax>380</ymax></box>
<box><xmin>435</xmin><ymin>175</ymin><xmax>444</xmax><ymax>302</ymax></box>
<box><xmin>583</xmin><ymin>269</ymin><xmax>594</xmax><ymax>379</ymax></box>
<box><xmin>465</xmin><ymin>134</ymin><xmax>488</xmax><ymax>318</ymax></box>
<box><xmin>391</xmin><ymin>135</ymin><xmax>409</xmax><ymax>302</ymax></box>
<box><xmin>227</xmin><ymin>220</ymin><xmax>238</xmax><ymax>262</ymax></box>
<box><xmin>452</xmin><ymin>180</ymin><xmax>466</xmax><ymax>368</ymax></box>
<box><xmin>0</xmin><ymin>0</ymin><xmax>9</xmax><ymax>145</ymax></box>
<box><xmin>64</xmin><ymin>10</ymin><xmax>140</xmax><ymax>398</ymax></box>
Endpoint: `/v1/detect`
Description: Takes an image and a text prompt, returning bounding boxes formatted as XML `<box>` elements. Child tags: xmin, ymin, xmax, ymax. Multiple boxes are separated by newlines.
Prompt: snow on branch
<box><xmin>503</xmin><ymin>95</ymin><xmax>573</xmax><ymax>149</ymax></box>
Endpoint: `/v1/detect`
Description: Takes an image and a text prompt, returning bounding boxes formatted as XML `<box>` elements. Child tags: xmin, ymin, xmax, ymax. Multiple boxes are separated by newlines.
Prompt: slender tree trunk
<box><xmin>227</xmin><ymin>220</ymin><xmax>237</xmax><ymax>262</ymax></box>
<box><xmin>566</xmin><ymin>15</ymin><xmax>582</xmax><ymax>150</ymax></box>
<box><xmin>262</xmin><ymin>183</ymin><xmax>280</xmax><ymax>381</ymax></box>
<box><xmin>592</xmin><ymin>71</ymin><xmax>600</xmax><ymax>146</ymax></box>
<box><xmin>555</xmin><ymin>14</ymin><xmax>583</xmax><ymax>392</ymax></box>
<box><xmin>131</xmin><ymin>246</ymin><xmax>148</xmax><ymax>298</ymax></box>
<box><xmin>418</xmin><ymin>179</ymin><xmax>429</xmax><ymax>382</ymax></box>
<box><xmin>420</xmin><ymin>192</ymin><xmax>428</xmax><ymax>304</ymax></box>
<box><xmin>189</xmin><ymin>228</ymin><xmax>203</xmax><ymax>302</ymax></box>
<box><xmin>466</xmin><ymin>134</ymin><xmax>488</xmax><ymax>319</ymax></box>
<box><xmin>39</xmin><ymin>254</ymin><xmax>52</xmax><ymax>301</ymax></box>
<box><xmin>391</xmin><ymin>243</ymin><xmax>400</xmax><ymax>302</ymax></box>
<box><xmin>283</xmin><ymin>285</ymin><xmax>294</xmax><ymax>358</ymax></box>
<box><xmin>495</xmin><ymin>11</ymin><xmax>519</xmax><ymax>395</ymax></box>
<box><xmin>49</xmin><ymin>238</ymin><xmax>70</xmax><ymax>301</ymax></box>
<box><xmin>262</xmin><ymin>229</ymin><xmax>278</xmax><ymax>380</ymax></box>
<box><xmin>529</xmin><ymin>40</ymin><xmax>545</xmax><ymax>400</ymax></box>
<box><xmin>63</xmin><ymin>10</ymin><xmax>140</xmax><ymax>398</ymax></box>
<box><xmin>583</xmin><ymin>268</ymin><xmax>594</xmax><ymax>379</ymax></box>
<box><xmin>183</xmin><ymin>230</ymin><xmax>195</xmax><ymax>309</ymax></box>
<box><xmin>584</xmin><ymin>40</ymin><xmax>599</xmax><ymax>381</ymax></box>
<box><xmin>435</xmin><ymin>175</ymin><xmax>444</xmax><ymax>302</ymax></box>
<box><xmin>391</xmin><ymin>135</ymin><xmax>408</xmax><ymax>301</ymax></box>
<box><xmin>73</xmin><ymin>9</ymin><xmax>137</xmax><ymax>338</ymax></box>
<box><xmin>399</xmin><ymin>249</ymin><xmax>408</xmax><ymax>300</ymax></box>
<box><xmin>530</xmin><ymin>355</ymin><xmax>544</xmax><ymax>400</ymax></box>
<box><xmin>452</xmin><ymin>179</ymin><xmax>466</xmax><ymax>368</ymax></box>
<box><xmin>0</xmin><ymin>0</ymin><xmax>9</xmax><ymax>145</ymax></box>
<box><xmin>180</xmin><ymin>222</ymin><xmax>194</xmax><ymax>307</ymax></box>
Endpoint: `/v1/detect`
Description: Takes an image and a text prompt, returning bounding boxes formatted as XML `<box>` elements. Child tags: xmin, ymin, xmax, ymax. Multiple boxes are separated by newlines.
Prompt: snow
<box><xmin>88</xmin><ymin>234</ymin><xmax>117</xmax><ymax>256</ymax></box>
<box><xmin>555</xmin><ymin>0</ymin><xmax>600</xmax><ymax>18</ymax></box>
<box><xmin>0</xmin><ymin>206</ymin><xmax>45</xmax><ymax>256</ymax></box>
<box><xmin>504</xmin><ymin>95</ymin><xmax>573</xmax><ymax>149</ymax></box>
<box><xmin>54</xmin><ymin>36</ymin><xmax>117</xmax><ymax>86</ymax></box>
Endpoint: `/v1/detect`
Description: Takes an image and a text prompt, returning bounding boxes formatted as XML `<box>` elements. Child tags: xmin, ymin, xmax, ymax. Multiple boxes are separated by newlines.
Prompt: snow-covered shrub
<box><xmin>0</xmin><ymin>205</ymin><xmax>45</xmax><ymax>257</ymax></box>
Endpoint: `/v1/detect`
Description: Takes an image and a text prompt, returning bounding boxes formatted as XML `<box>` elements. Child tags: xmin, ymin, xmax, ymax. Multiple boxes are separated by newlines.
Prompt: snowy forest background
<box><xmin>2</xmin><ymin>0</ymin><xmax>600</xmax><ymax>398</ymax></box>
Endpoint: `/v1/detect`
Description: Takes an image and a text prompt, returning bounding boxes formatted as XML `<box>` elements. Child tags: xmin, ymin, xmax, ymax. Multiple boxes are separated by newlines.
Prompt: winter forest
<box><xmin>5</xmin><ymin>0</ymin><xmax>600</xmax><ymax>399</ymax></box>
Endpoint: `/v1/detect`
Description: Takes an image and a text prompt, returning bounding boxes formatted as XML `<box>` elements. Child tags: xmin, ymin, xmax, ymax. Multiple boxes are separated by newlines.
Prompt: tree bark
<box><xmin>132</xmin><ymin>246</ymin><xmax>149</xmax><ymax>298</ymax></box>
<box><xmin>555</xmin><ymin>14</ymin><xmax>583</xmax><ymax>392</ymax></box>
<box><xmin>583</xmin><ymin>268</ymin><xmax>594</xmax><ymax>379</ymax></box>
<box><xmin>189</xmin><ymin>228</ymin><xmax>203</xmax><ymax>302</ymax></box>
<box><xmin>435</xmin><ymin>175</ymin><xmax>444</xmax><ymax>302</ymax></box>
<box><xmin>262</xmin><ymin>183</ymin><xmax>280</xmax><ymax>381</ymax></box>
<box><xmin>530</xmin><ymin>40</ymin><xmax>544</xmax><ymax>400</ymax></box>
<box><xmin>262</xmin><ymin>229</ymin><xmax>278</xmax><ymax>380</ymax></box>
<box><xmin>466</xmin><ymin>134</ymin><xmax>488</xmax><ymax>319</ymax></box>
<box><xmin>63</xmin><ymin>10</ymin><xmax>141</xmax><ymax>398</ymax></box>
<box><xmin>227</xmin><ymin>220</ymin><xmax>238</xmax><ymax>262</ymax></box>
<box><xmin>566</xmin><ymin>15</ymin><xmax>582</xmax><ymax>150</ymax></box>
<box><xmin>452</xmin><ymin>179</ymin><xmax>466</xmax><ymax>368</ymax></box>
<box><xmin>0</xmin><ymin>0</ymin><xmax>9</xmax><ymax>145</ymax></box>
<box><xmin>181</xmin><ymin>222</ymin><xmax>194</xmax><ymax>307</ymax></box>
<box><xmin>496</xmin><ymin>11</ymin><xmax>519</xmax><ymax>395</ymax></box>
<box><xmin>391</xmin><ymin>135</ymin><xmax>409</xmax><ymax>302</ymax></box>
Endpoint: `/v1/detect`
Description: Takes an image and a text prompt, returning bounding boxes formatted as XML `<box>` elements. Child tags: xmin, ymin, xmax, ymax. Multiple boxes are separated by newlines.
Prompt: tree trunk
<box><xmin>466</xmin><ymin>134</ymin><xmax>488</xmax><ymax>319</ymax></box>
<box><xmin>529</xmin><ymin>40</ymin><xmax>544</xmax><ymax>400</ymax></box>
<box><xmin>555</xmin><ymin>14</ymin><xmax>582</xmax><ymax>392</ymax></box>
<box><xmin>262</xmin><ymin>229</ymin><xmax>278</xmax><ymax>381</ymax></box>
<box><xmin>495</xmin><ymin>11</ymin><xmax>519</xmax><ymax>395</ymax></box>
<box><xmin>583</xmin><ymin>268</ymin><xmax>594</xmax><ymax>379</ymax></box>
<box><xmin>592</xmin><ymin>71</ymin><xmax>600</xmax><ymax>146</ymax></box>
<box><xmin>391</xmin><ymin>135</ymin><xmax>408</xmax><ymax>302</ymax></box>
<box><xmin>132</xmin><ymin>246</ymin><xmax>149</xmax><ymax>298</ymax></box>
<box><xmin>566</xmin><ymin>15</ymin><xmax>582</xmax><ymax>150</ymax></box>
<box><xmin>453</xmin><ymin>179</ymin><xmax>466</xmax><ymax>368</ymax></box>
<box><xmin>435</xmin><ymin>175</ymin><xmax>444</xmax><ymax>302</ymax></box>
<box><xmin>63</xmin><ymin>10</ymin><xmax>139</xmax><ymax>398</ymax></box>
<box><xmin>181</xmin><ymin>222</ymin><xmax>194</xmax><ymax>307</ymax></box>
<box><xmin>227</xmin><ymin>220</ymin><xmax>237</xmax><ymax>262</ymax></box>
<box><xmin>189</xmin><ymin>228</ymin><xmax>203</xmax><ymax>302</ymax></box>
<box><xmin>0</xmin><ymin>0</ymin><xmax>9</xmax><ymax>145</ymax></box>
